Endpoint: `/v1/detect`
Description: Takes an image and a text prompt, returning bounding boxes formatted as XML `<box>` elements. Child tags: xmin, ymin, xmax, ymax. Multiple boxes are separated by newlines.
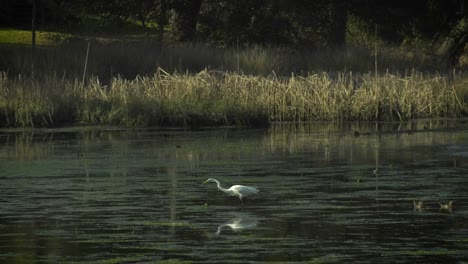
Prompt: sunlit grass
<box><xmin>0</xmin><ymin>28</ymin><xmax>56</xmax><ymax>45</ymax></box>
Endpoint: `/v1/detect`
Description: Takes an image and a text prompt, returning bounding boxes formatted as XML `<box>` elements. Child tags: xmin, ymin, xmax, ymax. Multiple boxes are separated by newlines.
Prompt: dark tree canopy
<box><xmin>1</xmin><ymin>0</ymin><xmax>466</xmax><ymax>63</ymax></box>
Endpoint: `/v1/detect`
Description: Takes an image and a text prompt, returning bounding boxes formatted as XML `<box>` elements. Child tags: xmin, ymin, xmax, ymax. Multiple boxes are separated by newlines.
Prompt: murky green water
<box><xmin>1</xmin><ymin>121</ymin><xmax>468</xmax><ymax>263</ymax></box>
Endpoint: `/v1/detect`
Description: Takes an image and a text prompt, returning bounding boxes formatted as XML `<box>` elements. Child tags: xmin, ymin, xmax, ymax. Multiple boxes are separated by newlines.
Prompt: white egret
<box><xmin>202</xmin><ymin>178</ymin><xmax>259</xmax><ymax>203</ymax></box>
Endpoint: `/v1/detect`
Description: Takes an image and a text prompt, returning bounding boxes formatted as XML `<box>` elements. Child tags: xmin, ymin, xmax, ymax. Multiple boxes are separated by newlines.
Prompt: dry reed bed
<box><xmin>0</xmin><ymin>69</ymin><xmax>466</xmax><ymax>127</ymax></box>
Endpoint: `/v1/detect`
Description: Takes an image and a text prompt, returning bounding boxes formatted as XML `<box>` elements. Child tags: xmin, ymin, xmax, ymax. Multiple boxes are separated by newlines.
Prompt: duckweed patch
<box><xmin>100</xmin><ymin>255</ymin><xmax>148</xmax><ymax>264</ymax></box>
<box><xmin>141</xmin><ymin>221</ymin><xmax>193</xmax><ymax>227</ymax></box>
<box><xmin>403</xmin><ymin>249</ymin><xmax>454</xmax><ymax>256</ymax></box>
<box><xmin>157</xmin><ymin>259</ymin><xmax>192</xmax><ymax>264</ymax></box>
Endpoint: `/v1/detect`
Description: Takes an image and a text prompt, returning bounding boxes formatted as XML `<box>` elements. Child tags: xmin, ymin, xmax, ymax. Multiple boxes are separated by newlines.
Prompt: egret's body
<box><xmin>203</xmin><ymin>178</ymin><xmax>259</xmax><ymax>202</ymax></box>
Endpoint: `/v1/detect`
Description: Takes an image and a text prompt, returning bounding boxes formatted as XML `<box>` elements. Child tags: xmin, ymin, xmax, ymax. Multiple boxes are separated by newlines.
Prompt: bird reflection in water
<box><xmin>216</xmin><ymin>212</ymin><xmax>258</xmax><ymax>235</ymax></box>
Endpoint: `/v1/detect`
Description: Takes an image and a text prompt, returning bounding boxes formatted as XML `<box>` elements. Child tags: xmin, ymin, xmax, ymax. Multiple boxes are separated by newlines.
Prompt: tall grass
<box><xmin>0</xmin><ymin>40</ymin><xmax>466</xmax><ymax>127</ymax></box>
<box><xmin>0</xmin><ymin>40</ymin><xmax>446</xmax><ymax>81</ymax></box>
<box><xmin>0</xmin><ymin>69</ymin><xmax>466</xmax><ymax>127</ymax></box>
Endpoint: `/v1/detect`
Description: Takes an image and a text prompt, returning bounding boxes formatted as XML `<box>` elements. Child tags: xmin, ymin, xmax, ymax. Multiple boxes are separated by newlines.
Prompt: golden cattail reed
<box><xmin>0</xmin><ymin>69</ymin><xmax>466</xmax><ymax>127</ymax></box>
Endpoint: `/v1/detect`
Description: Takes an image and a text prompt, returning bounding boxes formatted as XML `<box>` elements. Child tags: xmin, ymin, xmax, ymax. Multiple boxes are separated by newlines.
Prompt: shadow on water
<box><xmin>1</xmin><ymin>120</ymin><xmax>468</xmax><ymax>263</ymax></box>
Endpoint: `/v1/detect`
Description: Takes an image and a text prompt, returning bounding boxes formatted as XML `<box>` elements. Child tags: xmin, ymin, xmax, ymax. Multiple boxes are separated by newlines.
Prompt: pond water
<box><xmin>1</xmin><ymin>121</ymin><xmax>468</xmax><ymax>263</ymax></box>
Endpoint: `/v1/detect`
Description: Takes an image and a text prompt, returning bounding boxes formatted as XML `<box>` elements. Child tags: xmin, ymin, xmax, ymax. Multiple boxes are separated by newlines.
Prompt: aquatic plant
<box><xmin>1</xmin><ymin>68</ymin><xmax>466</xmax><ymax>127</ymax></box>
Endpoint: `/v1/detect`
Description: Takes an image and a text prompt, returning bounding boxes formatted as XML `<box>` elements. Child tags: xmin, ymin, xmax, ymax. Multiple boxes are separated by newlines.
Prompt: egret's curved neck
<box><xmin>213</xmin><ymin>179</ymin><xmax>229</xmax><ymax>193</ymax></box>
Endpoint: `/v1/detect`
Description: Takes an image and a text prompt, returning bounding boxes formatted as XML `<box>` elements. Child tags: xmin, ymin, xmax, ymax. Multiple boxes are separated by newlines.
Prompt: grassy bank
<box><xmin>0</xmin><ymin>33</ymin><xmax>467</xmax><ymax>128</ymax></box>
<box><xmin>0</xmin><ymin>69</ymin><xmax>466</xmax><ymax>127</ymax></box>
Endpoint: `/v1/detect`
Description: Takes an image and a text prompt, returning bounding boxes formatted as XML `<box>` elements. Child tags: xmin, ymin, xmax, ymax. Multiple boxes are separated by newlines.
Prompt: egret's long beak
<box><xmin>202</xmin><ymin>180</ymin><xmax>209</xmax><ymax>184</ymax></box>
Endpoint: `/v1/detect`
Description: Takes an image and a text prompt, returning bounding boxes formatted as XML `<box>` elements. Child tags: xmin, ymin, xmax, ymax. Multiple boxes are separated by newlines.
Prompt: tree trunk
<box><xmin>32</xmin><ymin>0</ymin><xmax>37</xmax><ymax>50</ymax></box>
<box><xmin>157</xmin><ymin>0</ymin><xmax>168</xmax><ymax>47</ymax></box>
<box><xmin>436</xmin><ymin>17</ymin><xmax>468</xmax><ymax>67</ymax></box>
<box><xmin>172</xmin><ymin>0</ymin><xmax>203</xmax><ymax>42</ymax></box>
<box><xmin>31</xmin><ymin>0</ymin><xmax>37</xmax><ymax>77</ymax></box>
<box><xmin>328</xmin><ymin>0</ymin><xmax>347</xmax><ymax>47</ymax></box>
